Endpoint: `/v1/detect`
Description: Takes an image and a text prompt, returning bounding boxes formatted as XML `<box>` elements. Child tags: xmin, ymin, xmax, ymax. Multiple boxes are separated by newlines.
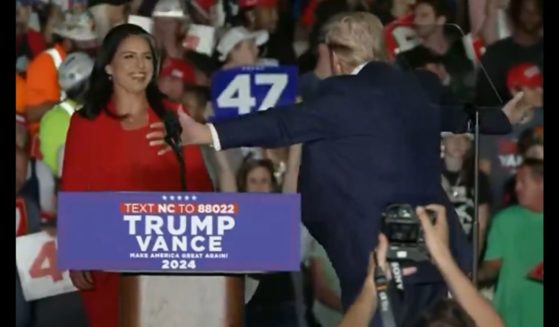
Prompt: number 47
<box><xmin>217</xmin><ymin>74</ymin><xmax>288</xmax><ymax>115</ymax></box>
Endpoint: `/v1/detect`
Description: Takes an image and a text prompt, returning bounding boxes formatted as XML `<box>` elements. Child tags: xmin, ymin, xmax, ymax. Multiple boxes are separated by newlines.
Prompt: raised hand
<box><xmin>416</xmin><ymin>205</ymin><xmax>451</xmax><ymax>265</ymax></box>
<box><xmin>502</xmin><ymin>91</ymin><xmax>531</xmax><ymax>125</ymax></box>
<box><xmin>176</xmin><ymin>107</ymin><xmax>212</xmax><ymax>146</ymax></box>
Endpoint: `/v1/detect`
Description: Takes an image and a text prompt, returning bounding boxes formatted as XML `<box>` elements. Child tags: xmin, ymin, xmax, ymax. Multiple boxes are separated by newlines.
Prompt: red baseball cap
<box><xmin>195</xmin><ymin>0</ymin><xmax>215</xmax><ymax>11</ymax></box>
<box><xmin>159</xmin><ymin>58</ymin><xmax>196</xmax><ymax>84</ymax></box>
<box><xmin>507</xmin><ymin>63</ymin><xmax>543</xmax><ymax>91</ymax></box>
<box><xmin>238</xmin><ymin>0</ymin><xmax>278</xmax><ymax>9</ymax></box>
<box><xmin>300</xmin><ymin>0</ymin><xmax>318</xmax><ymax>27</ymax></box>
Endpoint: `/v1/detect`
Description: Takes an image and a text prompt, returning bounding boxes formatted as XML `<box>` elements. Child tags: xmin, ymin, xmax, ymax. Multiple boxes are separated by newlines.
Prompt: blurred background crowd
<box><xmin>15</xmin><ymin>0</ymin><xmax>543</xmax><ymax>326</ymax></box>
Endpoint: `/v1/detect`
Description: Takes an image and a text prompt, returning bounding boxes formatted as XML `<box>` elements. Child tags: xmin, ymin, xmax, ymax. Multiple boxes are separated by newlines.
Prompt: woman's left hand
<box><xmin>146</xmin><ymin>122</ymin><xmax>172</xmax><ymax>156</ymax></box>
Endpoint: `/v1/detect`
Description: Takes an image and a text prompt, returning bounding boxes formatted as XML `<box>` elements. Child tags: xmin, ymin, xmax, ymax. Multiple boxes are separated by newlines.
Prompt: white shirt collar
<box><xmin>351</xmin><ymin>63</ymin><xmax>368</xmax><ymax>75</ymax></box>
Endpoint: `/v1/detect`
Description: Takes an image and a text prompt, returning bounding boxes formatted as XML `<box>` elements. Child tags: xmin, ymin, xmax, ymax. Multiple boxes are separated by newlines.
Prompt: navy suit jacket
<box><xmin>213</xmin><ymin>62</ymin><xmax>510</xmax><ymax>323</ymax></box>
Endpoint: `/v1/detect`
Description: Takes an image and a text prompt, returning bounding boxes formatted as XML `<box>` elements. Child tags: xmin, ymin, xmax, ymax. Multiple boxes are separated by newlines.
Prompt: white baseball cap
<box><xmin>216</xmin><ymin>26</ymin><xmax>268</xmax><ymax>61</ymax></box>
<box><xmin>152</xmin><ymin>0</ymin><xmax>188</xmax><ymax>19</ymax></box>
<box><xmin>53</xmin><ymin>12</ymin><xmax>97</xmax><ymax>42</ymax></box>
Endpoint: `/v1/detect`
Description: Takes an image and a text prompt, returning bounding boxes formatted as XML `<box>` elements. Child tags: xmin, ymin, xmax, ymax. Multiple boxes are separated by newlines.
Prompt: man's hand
<box><xmin>502</xmin><ymin>92</ymin><xmax>531</xmax><ymax>125</ymax></box>
<box><xmin>416</xmin><ymin>205</ymin><xmax>452</xmax><ymax>265</ymax></box>
<box><xmin>146</xmin><ymin>107</ymin><xmax>213</xmax><ymax>155</ymax></box>
<box><xmin>177</xmin><ymin>107</ymin><xmax>213</xmax><ymax>146</ymax></box>
<box><xmin>69</xmin><ymin>270</ymin><xmax>94</xmax><ymax>290</ymax></box>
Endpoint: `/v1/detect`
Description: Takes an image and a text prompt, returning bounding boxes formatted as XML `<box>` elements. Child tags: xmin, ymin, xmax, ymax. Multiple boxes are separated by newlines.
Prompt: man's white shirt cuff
<box><xmin>207</xmin><ymin>123</ymin><xmax>222</xmax><ymax>151</ymax></box>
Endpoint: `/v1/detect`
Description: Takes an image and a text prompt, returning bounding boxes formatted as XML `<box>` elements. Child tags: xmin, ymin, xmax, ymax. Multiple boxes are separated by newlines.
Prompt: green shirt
<box><xmin>484</xmin><ymin>205</ymin><xmax>543</xmax><ymax>327</ymax></box>
<box><xmin>39</xmin><ymin>100</ymin><xmax>77</xmax><ymax>177</ymax></box>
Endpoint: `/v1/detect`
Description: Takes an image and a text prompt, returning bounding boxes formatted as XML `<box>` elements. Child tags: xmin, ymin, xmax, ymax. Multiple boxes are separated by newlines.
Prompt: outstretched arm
<box><xmin>171</xmin><ymin>79</ymin><xmax>354</xmax><ymax>150</ymax></box>
<box><xmin>337</xmin><ymin>235</ymin><xmax>389</xmax><ymax>327</ymax></box>
<box><xmin>414</xmin><ymin>70</ymin><xmax>525</xmax><ymax>135</ymax></box>
<box><xmin>210</xmin><ymin>95</ymin><xmax>343</xmax><ymax>150</ymax></box>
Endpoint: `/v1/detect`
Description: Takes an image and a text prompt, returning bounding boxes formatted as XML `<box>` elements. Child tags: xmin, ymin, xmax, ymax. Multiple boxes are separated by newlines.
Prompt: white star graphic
<box><xmin>162</xmin><ymin>195</ymin><xmax>167</xmax><ymax>200</ymax></box>
<box><xmin>170</xmin><ymin>196</ymin><xmax>175</xmax><ymax>201</ymax></box>
<box><xmin>192</xmin><ymin>195</ymin><xmax>197</xmax><ymax>201</ymax></box>
<box><xmin>177</xmin><ymin>195</ymin><xmax>182</xmax><ymax>201</ymax></box>
<box><xmin>184</xmin><ymin>195</ymin><xmax>190</xmax><ymax>201</ymax></box>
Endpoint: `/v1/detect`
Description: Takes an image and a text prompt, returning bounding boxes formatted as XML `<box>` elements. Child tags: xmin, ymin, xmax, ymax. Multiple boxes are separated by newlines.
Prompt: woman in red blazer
<box><xmin>61</xmin><ymin>24</ymin><xmax>214</xmax><ymax>327</ymax></box>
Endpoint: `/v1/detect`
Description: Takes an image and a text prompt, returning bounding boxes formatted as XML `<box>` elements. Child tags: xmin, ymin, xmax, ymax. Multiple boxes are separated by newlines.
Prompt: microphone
<box><xmin>163</xmin><ymin>111</ymin><xmax>183</xmax><ymax>148</ymax></box>
<box><xmin>163</xmin><ymin>111</ymin><xmax>187</xmax><ymax>191</ymax></box>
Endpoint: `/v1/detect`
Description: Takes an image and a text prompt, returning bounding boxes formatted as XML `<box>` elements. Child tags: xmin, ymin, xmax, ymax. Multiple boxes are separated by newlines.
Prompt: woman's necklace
<box><xmin>442</xmin><ymin>172</ymin><xmax>463</xmax><ymax>201</ymax></box>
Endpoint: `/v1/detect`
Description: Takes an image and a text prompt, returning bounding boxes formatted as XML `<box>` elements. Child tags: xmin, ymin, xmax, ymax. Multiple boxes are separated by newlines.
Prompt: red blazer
<box><xmin>60</xmin><ymin>100</ymin><xmax>213</xmax><ymax>327</ymax></box>
<box><xmin>61</xmin><ymin>101</ymin><xmax>213</xmax><ymax>193</ymax></box>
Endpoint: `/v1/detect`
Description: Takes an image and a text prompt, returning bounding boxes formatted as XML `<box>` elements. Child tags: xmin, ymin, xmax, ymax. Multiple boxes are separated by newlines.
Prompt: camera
<box><xmin>381</xmin><ymin>203</ymin><xmax>436</xmax><ymax>262</ymax></box>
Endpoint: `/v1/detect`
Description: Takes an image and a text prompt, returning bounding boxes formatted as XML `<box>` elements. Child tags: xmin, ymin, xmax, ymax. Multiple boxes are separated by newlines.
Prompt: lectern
<box><xmin>57</xmin><ymin>192</ymin><xmax>300</xmax><ymax>326</ymax></box>
<box><xmin>119</xmin><ymin>275</ymin><xmax>244</xmax><ymax>327</ymax></box>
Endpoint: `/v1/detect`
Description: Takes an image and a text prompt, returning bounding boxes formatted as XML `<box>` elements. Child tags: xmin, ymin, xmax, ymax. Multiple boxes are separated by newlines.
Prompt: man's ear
<box><xmin>436</xmin><ymin>15</ymin><xmax>447</xmax><ymax>26</ymax></box>
<box><xmin>329</xmin><ymin>49</ymin><xmax>341</xmax><ymax>75</ymax></box>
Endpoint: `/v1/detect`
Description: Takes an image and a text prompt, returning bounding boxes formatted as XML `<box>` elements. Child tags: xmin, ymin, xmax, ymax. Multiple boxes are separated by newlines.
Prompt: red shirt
<box><xmin>60</xmin><ymin>102</ymin><xmax>213</xmax><ymax>327</ymax></box>
<box><xmin>16</xmin><ymin>29</ymin><xmax>47</xmax><ymax>59</ymax></box>
<box><xmin>61</xmin><ymin>103</ymin><xmax>213</xmax><ymax>193</ymax></box>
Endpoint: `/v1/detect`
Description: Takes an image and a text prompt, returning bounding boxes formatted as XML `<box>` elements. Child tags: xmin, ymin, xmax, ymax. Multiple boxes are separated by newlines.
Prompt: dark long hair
<box><xmin>79</xmin><ymin>24</ymin><xmax>168</xmax><ymax>121</ymax></box>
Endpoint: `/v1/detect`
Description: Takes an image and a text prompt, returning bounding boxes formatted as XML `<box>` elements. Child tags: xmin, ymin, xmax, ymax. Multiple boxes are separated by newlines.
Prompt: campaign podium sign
<box><xmin>57</xmin><ymin>192</ymin><xmax>300</xmax><ymax>326</ymax></box>
<box><xmin>57</xmin><ymin>192</ymin><xmax>301</xmax><ymax>272</ymax></box>
<box><xmin>210</xmin><ymin>65</ymin><xmax>298</xmax><ymax>122</ymax></box>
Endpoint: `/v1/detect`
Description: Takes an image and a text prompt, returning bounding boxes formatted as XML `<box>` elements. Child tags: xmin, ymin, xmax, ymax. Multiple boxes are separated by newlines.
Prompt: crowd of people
<box><xmin>15</xmin><ymin>0</ymin><xmax>543</xmax><ymax>326</ymax></box>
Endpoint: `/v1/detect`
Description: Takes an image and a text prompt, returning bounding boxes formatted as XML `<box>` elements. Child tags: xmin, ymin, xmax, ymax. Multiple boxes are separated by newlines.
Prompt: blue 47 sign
<box><xmin>211</xmin><ymin>65</ymin><xmax>298</xmax><ymax>121</ymax></box>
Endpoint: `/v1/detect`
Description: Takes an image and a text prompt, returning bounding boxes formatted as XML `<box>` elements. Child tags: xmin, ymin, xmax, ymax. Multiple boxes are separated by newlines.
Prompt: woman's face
<box><xmin>105</xmin><ymin>35</ymin><xmax>154</xmax><ymax>94</ymax></box>
<box><xmin>444</xmin><ymin>135</ymin><xmax>471</xmax><ymax>159</ymax></box>
<box><xmin>245</xmin><ymin>166</ymin><xmax>273</xmax><ymax>193</ymax></box>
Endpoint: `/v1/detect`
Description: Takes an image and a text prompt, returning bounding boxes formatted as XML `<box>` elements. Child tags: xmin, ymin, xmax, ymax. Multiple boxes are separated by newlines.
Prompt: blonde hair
<box><xmin>323</xmin><ymin>12</ymin><xmax>387</xmax><ymax>69</ymax></box>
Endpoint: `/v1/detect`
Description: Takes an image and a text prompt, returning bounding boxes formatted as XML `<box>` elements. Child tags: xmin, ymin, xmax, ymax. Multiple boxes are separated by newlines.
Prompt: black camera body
<box><xmin>381</xmin><ymin>203</ymin><xmax>436</xmax><ymax>262</ymax></box>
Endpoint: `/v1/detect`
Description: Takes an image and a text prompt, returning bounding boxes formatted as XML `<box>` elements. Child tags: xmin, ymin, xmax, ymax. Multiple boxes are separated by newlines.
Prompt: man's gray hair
<box><xmin>323</xmin><ymin>12</ymin><xmax>387</xmax><ymax>68</ymax></box>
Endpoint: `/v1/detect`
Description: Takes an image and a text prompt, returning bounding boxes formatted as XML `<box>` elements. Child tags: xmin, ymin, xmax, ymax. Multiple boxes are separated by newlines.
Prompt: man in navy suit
<box><xmin>150</xmin><ymin>12</ymin><xmax>527</xmax><ymax>326</ymax></box>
